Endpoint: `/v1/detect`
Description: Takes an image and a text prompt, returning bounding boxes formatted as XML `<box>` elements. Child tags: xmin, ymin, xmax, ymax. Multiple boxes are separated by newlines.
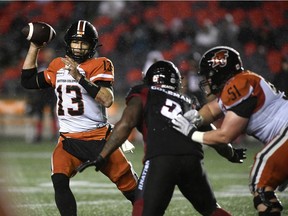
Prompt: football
<box><xmin>21</xmin><ymin>22</ymin><xmax>56</xmax><ymax>45</ymax></box>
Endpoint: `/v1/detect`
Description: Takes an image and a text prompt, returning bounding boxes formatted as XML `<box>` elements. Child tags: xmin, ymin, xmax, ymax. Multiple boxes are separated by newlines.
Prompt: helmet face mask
<box><xmin>198</xmin><ymin>46</ymin><xmax>244</xmax><ymax>95</ymax></box>
<box><xmin>143</xmin><ymin>60</ymin><xmax>182</xmax><ymax>91</ymax></box>
<box><xmin>199</xmin><ymin>78</ymin><xmax>213</xmax><ymax>96</ymax></box>
<box><xmin>70</xmin><ymin>40</ymin><xmax>90</xmax><ymax>58</ymax></box>
<box><xmin>64</xmin><ymin>20</ymin><xmax>98</xmax><ymax>63</ymax></box>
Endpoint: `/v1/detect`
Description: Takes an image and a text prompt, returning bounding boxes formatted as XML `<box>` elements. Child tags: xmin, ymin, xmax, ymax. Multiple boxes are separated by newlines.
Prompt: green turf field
<box><xmin>0</xmin><ymin>137</ymin><xmax>287</xmax><ymax>216</ymax></box>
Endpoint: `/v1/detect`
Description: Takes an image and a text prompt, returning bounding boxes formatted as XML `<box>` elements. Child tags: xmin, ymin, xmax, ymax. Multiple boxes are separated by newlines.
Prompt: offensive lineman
<box><xmin>21</xmin><ymin>20</ymin><xmax>137</xmax><ymax>216</ymax></box>
<box><xmin>173</xmin><ymin>46</ymin><xmax>288</xmax><ymax>215</ymax></box>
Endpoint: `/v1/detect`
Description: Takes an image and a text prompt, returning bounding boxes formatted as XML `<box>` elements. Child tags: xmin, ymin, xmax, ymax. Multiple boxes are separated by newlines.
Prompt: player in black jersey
<box><xmin>80</xmin><ymin>60</ymin><xmax>246</xmax><ymax>216</ymax></box>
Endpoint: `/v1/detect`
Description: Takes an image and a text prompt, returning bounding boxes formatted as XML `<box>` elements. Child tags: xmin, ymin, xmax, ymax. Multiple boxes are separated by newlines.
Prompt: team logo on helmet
<box><xmin>209</xmin><ymin>50</ymin><xmax>229</xmax><ymax>68</ymax></box>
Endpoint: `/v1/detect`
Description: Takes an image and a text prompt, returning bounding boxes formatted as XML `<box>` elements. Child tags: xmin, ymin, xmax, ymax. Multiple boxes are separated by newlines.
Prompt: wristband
<box><xmin>191</xmin><ymin>131</ymin><xmax>204</xmax><ymax>143</ymax></box>
<box><xmin>79</xmin><ymin>76</ymin><xmax>101</xmax><ymax>98</ymax></box>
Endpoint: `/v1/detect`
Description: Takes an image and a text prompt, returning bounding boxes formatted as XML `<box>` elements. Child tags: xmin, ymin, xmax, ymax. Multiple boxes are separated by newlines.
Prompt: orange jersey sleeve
<box><xmin>80</xmin><ymin>57</ymin><xmax>114</xmax><ymax>83</ymax></box>
<box><xmin>44</xmin><ymin>57</ymin><xmax>65</xmax><ymax>87</ymax></box>
<box><xmin>43</xmin><ymin>57</ymin><xmax>114</xmax><ymax>87</ymax></box>
<box><xmin>220</xmin><ymin>71</ymin><xmax>264</xmax><ymax>111</ymax></box>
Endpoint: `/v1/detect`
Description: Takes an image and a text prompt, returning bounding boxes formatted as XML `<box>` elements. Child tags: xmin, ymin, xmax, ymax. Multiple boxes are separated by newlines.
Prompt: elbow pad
<box><xmin>21</xmin><ymin>68</ymin><xmax>38</xmax><ymax>89</ymax></box>
<box><xmin>21</xmin><ymin>68</ymin><xmax>50</xmax><ymax>89</ymax></box>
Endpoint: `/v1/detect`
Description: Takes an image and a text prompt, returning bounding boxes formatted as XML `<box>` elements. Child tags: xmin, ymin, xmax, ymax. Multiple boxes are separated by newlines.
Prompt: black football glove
<box><xmin>228</xmin><ymin>148</ymin><xmax>247</xmax><ymax>163</ymax></box>
<box><xmin>75</xmin><ymin>155</ymin><xmax>106</xmax><ymax>173</ymax></box>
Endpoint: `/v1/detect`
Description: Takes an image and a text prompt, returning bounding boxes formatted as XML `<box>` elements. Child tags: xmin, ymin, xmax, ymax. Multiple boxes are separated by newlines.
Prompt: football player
<box><xmin>83</xmin><ymin>60</ymin><xmax>248</xmax><ymax>215</ymax></box>
<box><xmin>21</xmin><ymin>20</ymin><xmax>138</xmax><ymax>216</ymax></box>
<box><xmin>173</xmin><ymin>46</ymin><xmax>288</xmax><ymax>216</ymax></box>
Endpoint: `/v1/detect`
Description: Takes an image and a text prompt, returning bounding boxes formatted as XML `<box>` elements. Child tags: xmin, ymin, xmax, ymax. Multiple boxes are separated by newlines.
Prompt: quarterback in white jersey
<box><xmin>172</xmin><ymin>46</ymin><xmax>288</xmax><ymax>215</ymax></box>
<box><xmin>51</xmin><ymin>56</ymin><xmax>112</xmax><ymax>132</ymax></box>
<box><xmin>21</xmin><ymin>20</ymin><xmax>137</xmax><ymax>216</ymax></box>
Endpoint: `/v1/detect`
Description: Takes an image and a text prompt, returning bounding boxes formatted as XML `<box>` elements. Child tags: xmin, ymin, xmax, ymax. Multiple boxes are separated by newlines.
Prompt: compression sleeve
<box><xmin>21</xmin><ymin>68</ymin><xmax>50</xmax><ymax>89</ymax></box>
<box><xmin>228</xmin><ymin>96</ymin><xmax>257</xmax><ymax>118</ymax></box>
<box><xmin>78</xmin><ymin>75</ymin><xmax>101</xmax><ymax>98</ymax></box>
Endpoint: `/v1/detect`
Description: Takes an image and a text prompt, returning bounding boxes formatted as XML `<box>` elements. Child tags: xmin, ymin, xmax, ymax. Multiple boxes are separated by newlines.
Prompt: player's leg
<box><xmin>177</xmin><ymin>155</ymin><xmax>231</xmax><ymax>216</ymax></box>
<box><xmin>249</xmin><ymin>136</ymin><xmax>288</xmax><ymax>215</ymax></box>
<box><xmin>51</xmin><ymin>138</ymin><xmax>82</xmax><ymax>216</ymax></box>
<box><xmin>51</xmin><ymin>173</ymin><xmax>76</xmax><ymax>216</ymax></box>
<box><xmin>253</xmin><ymin>187</ymin><xmax>283</xmax><ymax>216</ymax></box>
<box><xmin>62</xmin><ymin>126</ymin><xmax>138</xmax><ymax>203</ymax></box>
<box><xmin>100</xmin><ymin>148</ymin><xmax>138</xmax><ymax>203</ymax></box>
<box><xmin>133</xmin><ymin>157</ymin><xmax>176</xmax><ymax>216</ymax></box>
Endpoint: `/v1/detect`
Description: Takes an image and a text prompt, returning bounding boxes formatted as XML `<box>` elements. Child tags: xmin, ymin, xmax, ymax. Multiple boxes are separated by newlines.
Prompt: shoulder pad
<box><xmin>221</xmin><ymin>73</ymin><xmax>252</xmax><ymax>107</ymax></box>
<box><xmin>125</xmin><ymin>84</ymin><xmax>147</xmax><ymax>101</ymax></box>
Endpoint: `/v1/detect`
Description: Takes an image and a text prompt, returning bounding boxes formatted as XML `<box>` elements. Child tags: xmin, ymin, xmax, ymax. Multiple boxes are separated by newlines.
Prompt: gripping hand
<box><xmin>75</xmin><ymin>155</ymin><xmax>106</xmax><ymax>173</ymax></box>
<box><xmin>172</xmin><ymin>114</ymin><xmax>197</xmax><ymax>137</ymax></box>
<box><xmin>183</xmin><ymin>109</ymin><xmax>203</xmax><ymax>127</ymax></box>
<box><xmin>228</xmin><ymin>148</ymin><xmax>247</xmax><ymax>163</ymax></box>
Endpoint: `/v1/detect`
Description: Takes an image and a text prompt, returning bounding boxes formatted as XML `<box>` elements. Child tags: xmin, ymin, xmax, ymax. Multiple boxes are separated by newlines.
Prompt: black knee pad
<box><xmin>259</xmin><ymin>212</ymin><xmax>281</xmax><ymax>216</ymax></box>
<box><xmin>253</xmin><ymin>189</ymin><xmax>283</xmax><ymax>213</ymax></box>
<box><xmin>51</xmin><ymin>173</ymin><xmax>70</xmax><ymax>191</ymax></box>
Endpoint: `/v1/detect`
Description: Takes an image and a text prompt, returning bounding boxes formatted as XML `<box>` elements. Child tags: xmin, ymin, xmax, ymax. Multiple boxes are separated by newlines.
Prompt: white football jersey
<box><xmin>44</xmin><ymin>57</ymin><xmax>114</xmax><ymax>132</ymax></box>
<box><xmin>218</xmin><ymin>71</ymin><xmax>288</xmax><ymax>144</ymax></box>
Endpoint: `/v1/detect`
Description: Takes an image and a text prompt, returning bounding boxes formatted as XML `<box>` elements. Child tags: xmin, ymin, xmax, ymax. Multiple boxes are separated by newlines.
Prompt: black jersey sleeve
<box><xmin>94</xmin><ymin>80</ymin><xmax>113</xmax><ymax>91</ymax></box>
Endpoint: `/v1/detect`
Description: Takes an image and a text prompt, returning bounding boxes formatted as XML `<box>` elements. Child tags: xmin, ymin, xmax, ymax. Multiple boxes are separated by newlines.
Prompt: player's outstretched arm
<box><xmin>212</xmin><ymin>144</ymin><xmax>247</xmax><ymax>163</ymax></box>
<box><xmin>21</xmin><ymin>43</ymin><xmax>50</xmax><ymax>89</ymax></box>
<box><xmin>206</xmin><ymin>124</ymin><xmax>247</xmax><ymax>163</ymax></box>
<box><xmin>75</xmin><ymin>155</ymin><xmax>106</xmax><ymax>172</ymax></box>
<box><xmin>172</xmin><ymin>114</ymin><xmax>247</xmax><ymax>163</ymax></box>
<box><xmin>75</xmin><ymin>97</ymin><xmax>142</xmax><ymax>173</ymax></box>
<box><xmin>23</xmin><ymin>42</ymin><xmax>45</xmax><ymax>69</ymax></box>
<box><xmin>100</xmin><ymin>96</ymin><xmax>143</xmax><ymax>159</ymax></box>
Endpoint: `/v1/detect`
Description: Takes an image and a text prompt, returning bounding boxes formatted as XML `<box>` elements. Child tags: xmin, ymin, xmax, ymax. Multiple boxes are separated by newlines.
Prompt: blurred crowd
<box><xmin>0</xmin><ymin>1</ymin><xmax>287</xmax><ymax>99</ymax></box>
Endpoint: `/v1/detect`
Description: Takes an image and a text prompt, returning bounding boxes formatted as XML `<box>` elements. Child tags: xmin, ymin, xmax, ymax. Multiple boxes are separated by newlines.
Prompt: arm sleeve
<box><xmin>21</xmin><ymin>68</ymin><xmax>50</xmax><ymax>89</ymax></box>
<box><xmin>78</xmin><ymin>76</ymin><xmax>101</xmax><ymax>98</ymax></box>
<box><xmin>94</xmin><ymin>80</ymin><xmax>113</xmax><ymax>91</ymax></box>
<box><xmin>228</xmin><ymin>96</ymin><xmax>257</xmax><ymax>118</ymax></box>
<box><xmin>78</xmin><ymin>76</ymin><xmax>114</xmax><ymax>99</ymax></box>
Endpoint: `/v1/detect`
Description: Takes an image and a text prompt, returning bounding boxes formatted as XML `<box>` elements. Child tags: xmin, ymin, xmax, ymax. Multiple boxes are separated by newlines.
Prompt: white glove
<box><xmin>183</xmin><ymin>109</ymin><xmax>203</xmax><ymax>127</ymax></box>
<box><xmin>172</xmin><ymin>114</ymin><xmax>197</xmax><ymax>136</ymax></box>
<box><xmin>121</xmin><ymin>140</ymin><xmax>135</xmax><ymax>153</ymax></box>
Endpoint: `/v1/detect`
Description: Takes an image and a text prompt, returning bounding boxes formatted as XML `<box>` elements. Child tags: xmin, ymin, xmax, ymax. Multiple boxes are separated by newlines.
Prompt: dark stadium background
<box><xmin>0</xmin><ymin>1</ymin><xmax>287</xmax><ymax>140</ymax></box>
<box><xmin>0</xmin><ymin>2</ymin><xmax>287</xmax><ymax>215</ymax></box>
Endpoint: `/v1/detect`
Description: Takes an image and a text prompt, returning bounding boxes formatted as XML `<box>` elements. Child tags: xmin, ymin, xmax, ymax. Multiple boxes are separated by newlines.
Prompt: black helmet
<box><xmin>64</xmin><ymin>20</ymin><xmax>98</xmax><ymax>63</ymax></box>
<box><xmin>143</xmin><ymin>60</ymin><xmax>182</xmax><ymax>91</ymax></box>
<box><xmin>198</xmin><ymin>46</ymin><xmax>244</xmax><ymax>95</ymax></box>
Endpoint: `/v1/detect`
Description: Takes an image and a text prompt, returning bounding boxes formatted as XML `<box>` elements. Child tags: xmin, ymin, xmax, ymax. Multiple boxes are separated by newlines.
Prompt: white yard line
<box><xmin>7</xmin><ymin>180</ymin><xmax>288</xmax><ymax>209</ymax></box>
<box><xmin>0</xmin><ymin>152</ymin><xmax>51</xmax><ymax>158</ymax></box>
